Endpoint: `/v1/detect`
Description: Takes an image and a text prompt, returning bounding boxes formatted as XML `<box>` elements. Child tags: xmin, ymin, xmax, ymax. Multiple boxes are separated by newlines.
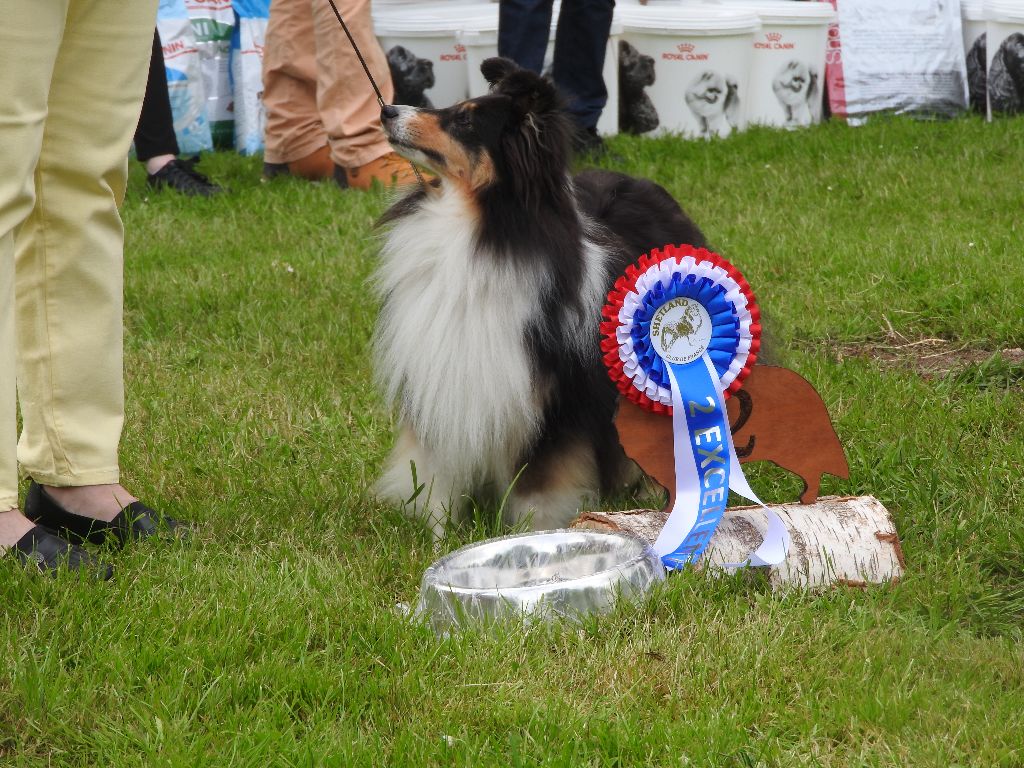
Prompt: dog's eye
<box><xmin>455</xmin><ymin>111</ymin><xmax>473</xmax><ymax>128</ymax></box>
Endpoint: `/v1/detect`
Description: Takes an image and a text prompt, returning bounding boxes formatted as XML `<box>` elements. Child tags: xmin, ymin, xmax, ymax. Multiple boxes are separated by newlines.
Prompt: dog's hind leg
<box><xmin>375</xmin><ymin>424</ymin><xmax>459</xmax><ymax>540</ymax></box>
<box><xmin>503</xmin><ymin>439</ymin><xmax>600</xmax><ymax>530</ymax></box>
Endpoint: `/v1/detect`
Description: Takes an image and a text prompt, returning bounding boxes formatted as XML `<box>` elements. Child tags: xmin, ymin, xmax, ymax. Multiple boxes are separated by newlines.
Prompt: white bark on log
<box><xmin>573</xmin><ymin>495</ymin><xmax>904</xmax><ymax>590</ymax></box>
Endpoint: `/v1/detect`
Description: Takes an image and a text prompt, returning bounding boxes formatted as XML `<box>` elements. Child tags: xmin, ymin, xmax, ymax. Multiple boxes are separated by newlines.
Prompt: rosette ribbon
<box><xmin>601</xmin><ymin>245</ymin><xmax>789</xmax><ymax>570</ymax></box>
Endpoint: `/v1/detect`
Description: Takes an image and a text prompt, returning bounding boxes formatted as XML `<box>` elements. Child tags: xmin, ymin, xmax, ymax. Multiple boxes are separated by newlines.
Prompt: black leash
<box><xmin>324</xmin><ymin>0</ymin><xmax>425</xmax><ymax>187</ymax></box>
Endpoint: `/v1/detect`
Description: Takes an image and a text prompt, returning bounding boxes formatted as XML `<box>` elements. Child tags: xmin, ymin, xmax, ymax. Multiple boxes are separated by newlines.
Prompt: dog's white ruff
<box><xmin>373</xmin><ymin>183</ymin><xmax>612</xmax><ymax>530</ymax></box>
<box><xmin>374</xmin><ymin>186</ymin><xmax>540</xmax><ymax>497</ymax></box>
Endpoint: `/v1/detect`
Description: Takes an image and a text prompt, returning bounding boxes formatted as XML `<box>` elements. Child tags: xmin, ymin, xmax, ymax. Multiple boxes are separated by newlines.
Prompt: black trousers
<box><xmin>134</xmin><ymin>29</ymin><xmax>180</xmax><ymax>162</ymax></box>
<box><xmin>498</xmin><ymin>0</ymin><xmax>615</xmax><ymax>131</ymax></box>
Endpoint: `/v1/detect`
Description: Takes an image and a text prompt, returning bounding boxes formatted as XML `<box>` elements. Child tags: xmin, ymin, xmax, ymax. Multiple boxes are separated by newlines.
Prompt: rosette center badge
<box><xmin>650</xmin><ymin>298</ymin><xmax>713</xmax><ymax>365</ymax></box>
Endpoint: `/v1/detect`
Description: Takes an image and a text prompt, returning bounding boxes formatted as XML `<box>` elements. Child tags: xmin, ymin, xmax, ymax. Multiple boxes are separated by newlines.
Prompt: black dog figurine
<box><xmin>619</xmin><ymin>40</ymin><xmax>659</xmax><ymax>135</ymax></box>
<box><xmin>387</xmin><ymin>45</ymin><xmax>435</xmax><ymax>109</ymax></box>
<box><xmin>989</xmin><ymin>32</ymin><xmax>1024</xmax><ymax>115</ymax></box>
<box><xmin>966</xmin><ymin>32</ymin><xmax>987</xmax><ymax>114</ymax></box>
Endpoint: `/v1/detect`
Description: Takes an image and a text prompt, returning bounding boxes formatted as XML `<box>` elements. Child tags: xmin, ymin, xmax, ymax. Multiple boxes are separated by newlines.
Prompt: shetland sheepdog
<box><xmin>373</xmin><ymin>57</ymin><xmax>707</xmax><ymax>538</ymax></box>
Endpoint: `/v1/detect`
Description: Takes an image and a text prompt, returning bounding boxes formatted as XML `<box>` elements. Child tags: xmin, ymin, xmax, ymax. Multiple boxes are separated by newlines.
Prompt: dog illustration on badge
<box><xmin>652</xmin><ymin>298</ymin><xmax>712</xmax><ymax>365</ymax></box>
<box><xmin>660</xmin><ymin>302</ymin><xmax>703</xmax><ymax>354</ymax></box>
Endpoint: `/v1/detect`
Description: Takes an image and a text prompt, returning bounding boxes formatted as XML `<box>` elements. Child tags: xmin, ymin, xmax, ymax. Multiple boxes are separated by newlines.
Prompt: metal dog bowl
<box><xmin>415</xmin><ymin>529</ymin><xmax>665</xmax><ymax>631</ymax></box>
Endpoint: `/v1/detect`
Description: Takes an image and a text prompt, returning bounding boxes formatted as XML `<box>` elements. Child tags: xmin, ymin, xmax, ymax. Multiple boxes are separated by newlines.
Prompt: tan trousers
<box><xmin>262</xmin><ymin>0</ymin><xmax>394</xmax><ymax>169</ymax></box>
<box><xmin>0</xmin><ymin>0</ymin><xmax>157</xmax><ymax>510</ymax></box>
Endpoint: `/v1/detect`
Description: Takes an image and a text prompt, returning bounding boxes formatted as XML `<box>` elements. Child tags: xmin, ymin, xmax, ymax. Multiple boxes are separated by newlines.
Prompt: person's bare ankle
<box><xmin>41</xmin><ymin>484</ymin><xmax>138</xmax><ymax>523</ymax></box>
<box><xmin>0</xmin><ymin>508</ymin><xmax>37</xmax><ymax>550</ymax></box>
<box><xmin>145</xmin><ymin>154</ymin><xmax>176</xmax><ymax>176</ymax></box>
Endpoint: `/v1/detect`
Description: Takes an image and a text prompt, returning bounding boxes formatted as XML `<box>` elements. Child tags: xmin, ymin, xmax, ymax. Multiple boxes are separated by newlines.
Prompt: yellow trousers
<box><xmin>262</xmin><ymin>0</ymin><xmax>394</xmax><ymax>169</ymax></box>
<box><xmin>0</xmin><ymin>0</ymin><xmax>157</xmax><ymax>510</ymax></box>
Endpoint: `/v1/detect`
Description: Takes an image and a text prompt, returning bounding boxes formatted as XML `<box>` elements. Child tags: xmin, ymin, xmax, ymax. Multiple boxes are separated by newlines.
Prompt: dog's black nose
<box><xmin>381</xmin><ymin>104</ymin><xmax>399</xmax><ymax>121</ymax></box>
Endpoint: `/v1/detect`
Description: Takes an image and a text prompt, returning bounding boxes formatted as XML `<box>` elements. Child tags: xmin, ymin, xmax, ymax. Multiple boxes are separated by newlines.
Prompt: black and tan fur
<box><xmin>373</xmin><ymin>58</ymin><xmax>706</xmax><ymax>537</ymax></box>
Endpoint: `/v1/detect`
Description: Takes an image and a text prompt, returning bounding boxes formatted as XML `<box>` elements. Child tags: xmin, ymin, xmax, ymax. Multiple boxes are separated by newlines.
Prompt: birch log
<box><xmin>573</xmin><ymin>495</ymin><xmax>905</xmax><ymax>590</ymax></box>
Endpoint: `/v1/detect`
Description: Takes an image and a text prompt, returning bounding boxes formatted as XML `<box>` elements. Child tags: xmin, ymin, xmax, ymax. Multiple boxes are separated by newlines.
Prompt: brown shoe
<box><xmin>345</xmin><ymin>152</ymin><xmax>424</xmax><ymax>190</ymax></box>
<box><xmin>262</xmin><ymin>145</ymin><xmax>334</xmax><ymax>181</ymax></box>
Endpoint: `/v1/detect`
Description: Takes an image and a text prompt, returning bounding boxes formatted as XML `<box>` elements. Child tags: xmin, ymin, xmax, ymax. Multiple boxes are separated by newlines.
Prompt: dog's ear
<box><xmin>484</xmin><ymin>66</ymin><xmax>572</xmax><ymax>209</ymax></box>
<box><xmin>481</xmin><ymin>57</ymin><xmax>520</xmax><ymax>87</ymax></box>
<box><xmin>481</xmin><ymin>57</ymin><xmax>561</xmax><ymax>118</ymax></box>
<box><xmin>495</xmin><ymin>69</ymin><xmax>561</xmax><ymax>120</ymax></box>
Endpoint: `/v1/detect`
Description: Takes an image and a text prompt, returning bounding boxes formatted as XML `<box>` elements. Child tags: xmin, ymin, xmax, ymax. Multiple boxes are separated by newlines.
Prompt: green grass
<box><xmin>3</xmin><ymin>115</ymin><xmax>1024</xmax><ymax>766</ymax></box>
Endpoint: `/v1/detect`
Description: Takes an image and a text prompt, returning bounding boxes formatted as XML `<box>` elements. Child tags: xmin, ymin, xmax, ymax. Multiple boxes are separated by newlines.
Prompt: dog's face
<box><xmin>1002</xmin><ymin>32</ymin><xmax>1024</xmax><ymax>90</ymax></box>
<box><xmin>387</xmin><ymin>45</ymin><xmax>435</xmax><ymax>96</ymax></box>
<box><xmin>772</xmin><ymin>60</ymin><xmax>813</xmax><ymax>106</ymax></box>
<box><xmin>382</xmin><ymin>97</ymin><xmax>509</xmax><ymax>191</ymax></box>
<box><xmin>685</xmin><ymin>71</ymin><xmax>730</xmax><ymax>117</ymax></box>
<box><xmin>381</xmin><ymin>57</ymin><xmax>571</xmax><ymax>198</ymax></box>
<box><xmin>619</xmin><ymin>40</ymin><xmax>655</xmax><ymax>90</ymax></box>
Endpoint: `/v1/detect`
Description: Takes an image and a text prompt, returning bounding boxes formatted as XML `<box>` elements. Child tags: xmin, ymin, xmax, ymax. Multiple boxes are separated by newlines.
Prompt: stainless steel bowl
<box><xmin>415</xmin><ymin>529</ymin><xmax>665</xmax><ymax>631</ymax></box>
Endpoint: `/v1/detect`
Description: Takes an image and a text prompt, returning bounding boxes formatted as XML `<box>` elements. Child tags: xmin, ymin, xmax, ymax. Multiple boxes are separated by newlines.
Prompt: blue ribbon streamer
<box><xmin>659</xmin><ymin>358</ymin><xmax>732</xmax><ymax>569</ymax></box>
<box><xmin>631</xmin><ymin>270</ymin><xmax>742</xmax><ymax>569</ymax></box>
<box><xmin>628</xmin><ymin>265</ymin><xmax>790</xmax><ymax>570</ymax></box>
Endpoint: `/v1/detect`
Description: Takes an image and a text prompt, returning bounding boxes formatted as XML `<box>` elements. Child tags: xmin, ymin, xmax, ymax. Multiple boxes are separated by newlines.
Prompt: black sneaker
<box><xmin>147</xmin><ymin>157</ymin><xmax>222</xmax><ymax>196</ymax></box>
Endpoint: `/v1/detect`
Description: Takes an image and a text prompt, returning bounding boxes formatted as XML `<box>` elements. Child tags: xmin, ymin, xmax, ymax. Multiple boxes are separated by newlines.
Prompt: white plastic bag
<box><xmin>186</xmin><ymin>0</ymin><xmax>236</xmax><ymax>147</ymax></box>
<box><xmin>823</xmin><ymin>0</ymin><xmax>968</xmax><ymax>121</ymax></box>
<box><xmin>157</xmin><ymin>0</ymin><xmax>214</xmax><ymax>154</ymax></box>
<box><xmin>231</xmin><ymin>0</ymin><xmax>270</xmax><ymax>155</ymax></box>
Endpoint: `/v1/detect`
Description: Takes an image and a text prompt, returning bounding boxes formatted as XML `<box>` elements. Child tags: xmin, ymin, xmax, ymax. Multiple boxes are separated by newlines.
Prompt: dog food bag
<box><xmin>157</xmin><ymin>0</ymin><xmax>214</xmax><ymax>154</ymax></box>
<box><xmin>618</xmin><ymin>5</ymin><xmax>760</xmax><ymax>139</ymax></box>
<box><xmin>718</xmin><ymin>0</ymin><xmax>835</xmax><ymax>129</ymax></box>
<box><xmin>823</xmin><ymin>0</ymin><xmax>968</xmax><ymax>121</ymax></box>
<box><xmin>984</xmin><ymin>0</ymin><xmax>1024</xmax><ymax>117</ymax></box>
<box><xmin>186</xmin><ymin>0</ymin><xmax>236</xmax><ymax>148</ymax></box>
<box><xmin>231</xmin><ymin>0</ymin><xmax>269</xmax><ymax>155</ymax></box>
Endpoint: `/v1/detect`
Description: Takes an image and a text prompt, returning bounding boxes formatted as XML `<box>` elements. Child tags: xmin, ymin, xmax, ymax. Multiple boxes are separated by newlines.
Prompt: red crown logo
<box><xmin>677</xmin><ymin>43</ymin><xmax>695</xmax><ymax>53</ymax></box>
<box><xmin>766</xmin><ymin>32</ymin><xmax>783</xmax><ymax>42</ymax></box>
<box><xmin>454</xmin><ymin>43</ymin><xmax>466</xmax><ymax>53</ymax></box>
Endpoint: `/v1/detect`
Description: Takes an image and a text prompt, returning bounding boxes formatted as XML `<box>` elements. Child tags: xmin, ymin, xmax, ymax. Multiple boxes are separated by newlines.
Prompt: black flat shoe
<box><xmin>10</xmin><ymin>525</ymin><xmax>113</xmax><ymax>580</ymax></box>
<box><xmin>147</xmin><ymin>156</ymin><xmax>222</xmax><ymax>197</ymax></box>
<box><xmin>24</xmin><ymin>482</ymin><xmax>188</xmax><ymax>547</ymax></box>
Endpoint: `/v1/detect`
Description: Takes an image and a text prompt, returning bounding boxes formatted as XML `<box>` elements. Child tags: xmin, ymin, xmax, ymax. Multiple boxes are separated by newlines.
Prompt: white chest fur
<box><xmin>372</xmin><ymin>188</ymin><xmax>543</xmax><ymax>486</ymax></box>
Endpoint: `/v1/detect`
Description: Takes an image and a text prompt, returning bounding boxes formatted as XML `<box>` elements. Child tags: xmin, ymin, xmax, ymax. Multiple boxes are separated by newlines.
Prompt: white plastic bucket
<box><xmin>461</xmin><ymin>25</ymin><xmax>499</xmax><ymax>100</ymax></box>
<box><xmin>617</xmin><ymin>5</ymin><xmax>760</xmax><ymax>139</ymax></box>
<box><xmin>597</xmin><ymin>22</ymin><xmax>623</xmax><ymax>136</ymax></box>
<box><xmin>962</xmin><ymin>0</ymin><xmax>987</xmax><ymax>52</ymax></box>
<box><xmin>984</xmin><ymin>0</ymin><xmax>1024</xmax><ymax>118</ymax></box>
<box><xmin>461</xmin><ymin>12</ymin><xmax>621</xmax><ymax>135</ymax></box>
<box><xmin>459</xmin><ymin>13</ymin><xmax>552</xmax><ymax>99</ymax></box>
<box><xmin>375</xmin><ymin>4</ymin><xmax>496</xmax><ymax>108</ymax></box>
<box><xmin>717</xmin><ymin>0</ymin><xmax>835</xmax><ymax>128</ymax></box>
